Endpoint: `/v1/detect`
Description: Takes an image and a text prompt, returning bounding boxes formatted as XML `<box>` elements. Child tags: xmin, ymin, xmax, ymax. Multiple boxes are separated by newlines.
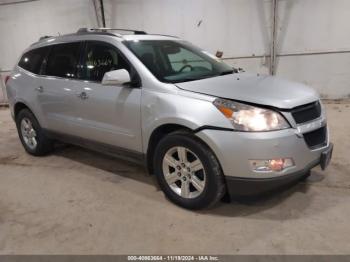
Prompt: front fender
<box><xmin>141</xmin><ymin>89</ymin><xmax>232</xmax><ymax>152</ymax></box>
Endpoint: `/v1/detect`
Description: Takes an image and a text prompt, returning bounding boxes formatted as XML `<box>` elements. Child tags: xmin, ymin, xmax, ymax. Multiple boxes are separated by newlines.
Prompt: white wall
<box><xmin>106</xmin><ymin>0</ymin><xmax>271</xmax><ymax>58</ymax></box>
<box><xmin>0</xmin><ymin>0</ymin><xmax>97</xmax><ymax>71</ymax></box>
<box><xmin>275</xmin><ymin>0</ymin><xmax>350</xmax><ymax>98</ymax></box>
<box><xmin>0</xmin><ymin>0</ymin><xmax>98</xmax><ymax>102</ymax></box>
<box><xmin>0</xmin><ymin>0</ymin><xmax>349</xmax><ymax>99</ymax></box>
<box><xmin>106</xmin><ymin>0</ymin><xmax>350</xmax><ymax>98</ymax></box>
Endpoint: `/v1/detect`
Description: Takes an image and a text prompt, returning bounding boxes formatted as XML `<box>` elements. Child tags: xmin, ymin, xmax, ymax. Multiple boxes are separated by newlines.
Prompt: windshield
<box><xmin>123</xmin><ymin>40</ymin><xmax>234</xmax><ymax>83</ymax></box>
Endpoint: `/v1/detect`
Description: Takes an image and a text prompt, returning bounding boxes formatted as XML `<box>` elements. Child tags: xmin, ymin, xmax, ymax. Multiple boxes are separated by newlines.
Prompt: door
<box><xmin>74</xmin><ymin>41</ymin><xmax>142</xmax><ymax>152</ymax></box>
<box><xmin>37</xmin><ymin>42</ymin><xmax>84</xmax><ymax>136</ymax></box>
<box><xmin>16</xmin><ymin>46</ymin><xmax>50</xmax><ymax>126</ymax></box>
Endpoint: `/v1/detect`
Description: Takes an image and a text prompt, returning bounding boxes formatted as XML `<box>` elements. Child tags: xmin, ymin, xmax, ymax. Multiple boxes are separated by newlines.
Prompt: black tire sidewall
<box><xmin>154</xmin><ymin>132</ymin><xmax>224</xmax><ymax>209</ymax></box>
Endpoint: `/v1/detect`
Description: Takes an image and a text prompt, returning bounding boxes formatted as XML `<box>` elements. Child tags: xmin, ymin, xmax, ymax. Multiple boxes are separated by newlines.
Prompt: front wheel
<box><xmin>154</xmin><ymin>131</ymin><xmax>226</xmax><ymax>210</ymax></box>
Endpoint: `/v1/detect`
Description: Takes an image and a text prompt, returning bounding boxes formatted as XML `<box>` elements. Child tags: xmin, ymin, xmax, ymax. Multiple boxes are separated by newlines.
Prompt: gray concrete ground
<box><xmin>0</xmin><ymin>102</ymin><xmax>349</xmax><ymax>255</ymax></box>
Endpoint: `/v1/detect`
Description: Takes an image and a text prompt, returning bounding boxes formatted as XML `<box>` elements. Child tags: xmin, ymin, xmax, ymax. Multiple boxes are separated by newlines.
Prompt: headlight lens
<box><xmin>213</xmin><ymin>98</ymin><xmax>290</xmax><ymax>131</ymax></box>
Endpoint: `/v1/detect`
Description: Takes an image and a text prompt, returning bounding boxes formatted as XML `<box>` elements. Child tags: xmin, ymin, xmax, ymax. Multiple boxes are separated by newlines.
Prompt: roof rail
<box><xmin>77</xmin><ymin>28</ymin><xmax>147</xmax><ymax>35</ymax></box>
<box><xmin>150</xmin><ymin>34</ymin><xmax>179</xmax><ymax>38</ymax></box>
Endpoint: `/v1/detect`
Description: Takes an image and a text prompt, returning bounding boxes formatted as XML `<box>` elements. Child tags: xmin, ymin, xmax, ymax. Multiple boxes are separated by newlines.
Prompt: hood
<box><xmin>175</xmin><ymin>73</ymin><xmax>319</xmax><ymax>109</ymax></box>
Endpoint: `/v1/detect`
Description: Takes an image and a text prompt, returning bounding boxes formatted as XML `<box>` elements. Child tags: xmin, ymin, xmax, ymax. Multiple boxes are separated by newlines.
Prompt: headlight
<box><xmin>213</xmin><ymin>98</ymin><xmax>290</xmax><ymax>131</ymax></box>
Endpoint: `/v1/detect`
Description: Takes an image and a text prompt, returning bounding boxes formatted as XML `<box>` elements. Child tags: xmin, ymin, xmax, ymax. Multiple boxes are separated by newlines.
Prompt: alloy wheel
<box><xmin>20</xmin><ymin>117</ymin><xmax>38</xmax><ymax>150</ymax></box>
<box><xmin>162</xmin><ymin>146</ymin><xmax>206</xmax><ymax>199</ymax></box>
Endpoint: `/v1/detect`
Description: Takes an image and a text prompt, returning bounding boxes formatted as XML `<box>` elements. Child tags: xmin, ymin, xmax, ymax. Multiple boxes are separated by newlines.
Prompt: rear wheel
<box><xmin>16</xmin><ymin>109</ymin><xmax>53</xmax><ymax>156</ymax></box>
<box><xmin>154</xmin><ymin>131</ymin><xmax>225</xmax><ymax>210</ymax></box>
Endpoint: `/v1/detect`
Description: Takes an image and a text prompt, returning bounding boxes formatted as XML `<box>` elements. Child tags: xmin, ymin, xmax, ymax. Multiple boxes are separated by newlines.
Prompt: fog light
<box><xmin>250</xmin><ymin>158</ymin><xmax>294</xmax><ymax>172</ymax></box>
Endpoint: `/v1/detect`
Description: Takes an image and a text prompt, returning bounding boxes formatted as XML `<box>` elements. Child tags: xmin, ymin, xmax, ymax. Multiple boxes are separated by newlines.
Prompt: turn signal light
<box><xmin>217</xmin><ymin>105</ymin><xmax>234</xmax><ymax>118</ymax></box>
<box><xmin>250</xmin><ymin>158</ymin><xmax>294</xmax><ymax>172</ymax></box>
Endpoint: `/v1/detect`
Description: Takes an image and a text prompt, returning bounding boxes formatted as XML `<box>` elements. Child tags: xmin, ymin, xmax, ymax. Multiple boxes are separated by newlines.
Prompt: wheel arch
<box><xmin>14</xmin><ymin>101</ymin><xmax>33</xmax><ymax>119</ymax></box>
<box><xmin>146</xmin><ymin>123</ymin><xmax>193</xmax><ymax>174</ymax></box>
<box><xmin>145</xmin><ymin>121</ymin><xmax>225</xmax><ymax>176</ymax></box>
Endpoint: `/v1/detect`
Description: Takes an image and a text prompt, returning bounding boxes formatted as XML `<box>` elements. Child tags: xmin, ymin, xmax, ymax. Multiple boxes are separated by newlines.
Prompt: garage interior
<box><xmin>1</xmin><ymin>0</ymin><xmax>350</xmax><ymax>255</ymax></box>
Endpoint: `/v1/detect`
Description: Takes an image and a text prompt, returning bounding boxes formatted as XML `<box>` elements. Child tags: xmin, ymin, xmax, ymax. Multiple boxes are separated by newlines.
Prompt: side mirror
<box><xmin>102</xmin><ymin>69</ymin><xmax>131</xmax><ymax>86</ymax></box>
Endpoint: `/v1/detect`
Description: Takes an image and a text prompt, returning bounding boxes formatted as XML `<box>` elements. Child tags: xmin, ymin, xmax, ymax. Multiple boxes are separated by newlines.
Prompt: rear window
<box><xmin>45</xmin><ymin>42</ymin><xmax>81</xmax><ymax>78</ymax></box>
<box><xmin>18</xmin><ymin>47</ymin><xmax>48</xmax><ymax>74</ymax></box>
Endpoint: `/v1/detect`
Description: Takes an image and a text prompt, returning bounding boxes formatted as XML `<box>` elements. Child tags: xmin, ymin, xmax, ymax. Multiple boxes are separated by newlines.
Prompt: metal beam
<box><xmin>220</xmin><ymin>49</ymin><xmax>350</xmax><ymax>61</ymax></box>
<box><xmin>270</xmin><ymin>0</ymin><xmax>278</xmax><ymax>75</ymax></box>
<box><xmin>99</xmin><ymin>0</ymin><xmax>106</xmax><ymax>28</ymax></box>
<box><xmin>0</xmin><ymin>0</ymin><xmax>38</xmax><ymax>6</ymax></box>
<box><xmin>92</xmin><ymin>0</ymin><xmax>101</xmax><ymax>27</ymax></box>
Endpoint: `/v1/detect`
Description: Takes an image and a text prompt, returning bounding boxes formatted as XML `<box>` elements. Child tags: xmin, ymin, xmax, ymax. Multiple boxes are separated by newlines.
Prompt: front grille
<box><xmin>303</xmin><ymin>126</ymin><xmax>327</xmax><ymax>149</ymax></box>
<box><xmin>291</xmin><ymin>101</ymin><xmax>321</xmax><ymax>124</ymax></box>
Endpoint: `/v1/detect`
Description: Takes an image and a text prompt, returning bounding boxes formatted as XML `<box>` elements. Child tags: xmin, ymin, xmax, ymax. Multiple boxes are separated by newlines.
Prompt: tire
<box><xmin>16</xmin><ymin>109</ymin><xmax>53</xmax><ymax>156</ymax></box>
<box><xmin>154</xmin><ymin>131</ymin><xmax>226</xmax><ymax>210</ymax></box>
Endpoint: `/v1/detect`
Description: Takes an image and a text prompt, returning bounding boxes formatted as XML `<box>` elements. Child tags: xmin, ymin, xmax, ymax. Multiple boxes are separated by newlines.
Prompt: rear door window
<box><xmin>45</xmin><ymin>42</ymin><xmax>81</xmax><ymax>78</ymax></box>
<box><xmin>18</xmin><ymin>47</ymin><xmax>49</xmax><ymax>74</ymax></box>
<box><xmin>81</xmin><ymin>42</ymin><xmax>131</xmax><ymax>82</ymax></box>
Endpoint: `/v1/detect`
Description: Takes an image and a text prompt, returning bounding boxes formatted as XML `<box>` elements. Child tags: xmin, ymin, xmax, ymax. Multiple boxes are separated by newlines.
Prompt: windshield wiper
<box><xmin>219</xmin><ymin>69</ymin><xmax>234</xmax><ymax>76</ymax></box>
<box><xmin>171</xmin><ymin>78</ymin><xmax>202</xmax><ymax>83</ymax></box>
<box><xmin>168</xmin><ymin>74</ymin><xmax>217</xmax><ymax>83</ymax></box>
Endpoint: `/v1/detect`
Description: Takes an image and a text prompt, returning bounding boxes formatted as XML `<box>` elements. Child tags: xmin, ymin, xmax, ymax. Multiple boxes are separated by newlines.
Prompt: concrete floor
<box><xmin>0</xmin><ymin>102</ymin><xmax>350</xmax><ymax>255</ymax></box>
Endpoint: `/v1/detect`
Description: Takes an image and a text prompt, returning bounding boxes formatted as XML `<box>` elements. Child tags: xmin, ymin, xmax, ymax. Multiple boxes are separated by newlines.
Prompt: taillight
<box><xmin>5</xmin><ymin>75</ymin><xmax>10</xmax><ymax>85</ymax></box>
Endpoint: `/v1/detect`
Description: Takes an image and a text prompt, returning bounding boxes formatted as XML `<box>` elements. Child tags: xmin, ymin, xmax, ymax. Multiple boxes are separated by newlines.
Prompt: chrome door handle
<box><xmin>35</xmin><ymin>86</ymin><xmax>43</xmax><ymax>93</ymax></box>
<box><xmin>77</xmin><ymin>91</ymin><xmax>89</xmax><ymax>100</ymax></box>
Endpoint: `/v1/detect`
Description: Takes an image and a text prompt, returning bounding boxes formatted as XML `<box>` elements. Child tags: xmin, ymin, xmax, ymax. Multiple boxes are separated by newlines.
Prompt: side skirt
<box><xmin>43</xmin><ymin>129</ymin><xmax>147</xmax><ymax>167</ymax></box>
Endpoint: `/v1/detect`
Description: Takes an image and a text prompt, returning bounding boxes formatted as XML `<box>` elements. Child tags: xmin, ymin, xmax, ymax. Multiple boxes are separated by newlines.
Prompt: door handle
<box><xmin>77</xmin><ymin>91</ymin><xmax>89</xmax><ymax>100</ymax></box>
<box><xmin>35</xmin><ymin>86</ymin><xmax>43</xmax><ymax>93</ymax></box>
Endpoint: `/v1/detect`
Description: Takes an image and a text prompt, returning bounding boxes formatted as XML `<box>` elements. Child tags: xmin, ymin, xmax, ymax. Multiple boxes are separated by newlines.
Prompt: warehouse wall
<box><xmin>275</xmin><ymin>0</ymin><xmax>350</xmax><ymax>98</ymax></box>
<box><xmin>107</xmin><ymin>0</ymin><xmax>350</xmax><ymax>98</ymax></box>
<box><xmin>0</xmin><ymin>0</ymin><xmax>97</xmax><ymax>71</ymax></box>
<box><xmin>104</xmin><ymin>0</ymin><xmax>272</xmax><ymax>75</ymax></box>
<box><xmin>1</xmin><ymin>0</ymin><xmax>349</xmax><ymax>100</ymax></box>
<box><xmin>0</xmin><ymin>0</ymin><xmax>98</xmax><ymax>102</ymax></box>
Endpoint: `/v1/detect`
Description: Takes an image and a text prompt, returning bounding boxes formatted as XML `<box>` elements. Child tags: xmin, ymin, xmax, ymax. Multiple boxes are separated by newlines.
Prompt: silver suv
<box><xmin>6</xmin><ymin>28</ymin><xmax>333</xmax><ymax>209</ymax></box>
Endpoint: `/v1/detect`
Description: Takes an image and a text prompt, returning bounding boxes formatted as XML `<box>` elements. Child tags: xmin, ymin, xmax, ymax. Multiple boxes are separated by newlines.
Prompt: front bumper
<box><xmin>224</xmin><ymin>158</ymin><xmax>316</xmax><ymax>197</ymax></box>
<box><xmin>196</xmin><ymin>127</ymin><xmax>332</xmax><ymax>196</ymax></box>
